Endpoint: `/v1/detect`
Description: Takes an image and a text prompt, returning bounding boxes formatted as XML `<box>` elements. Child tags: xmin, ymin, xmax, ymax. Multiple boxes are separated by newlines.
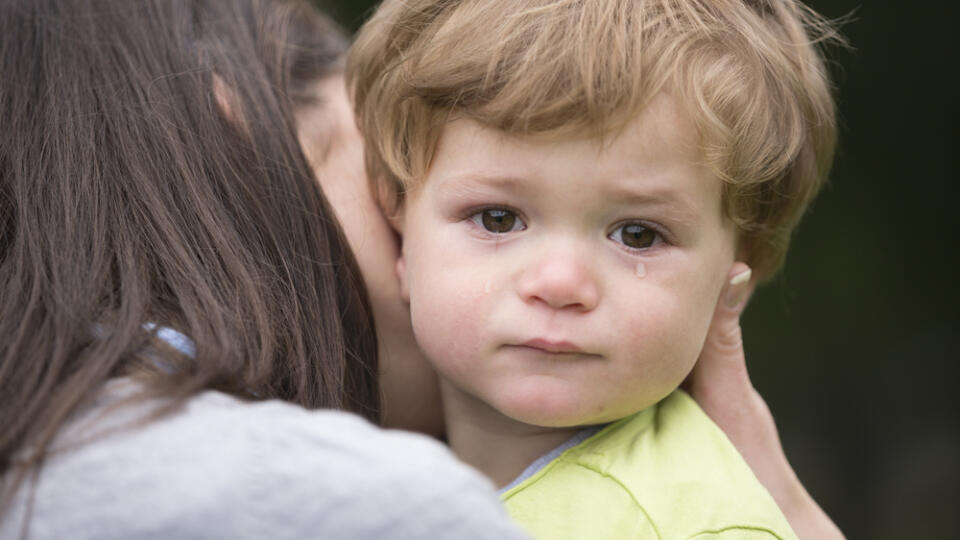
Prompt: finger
<box><xmin>708</xmin><ymin>262</ymin><xmax>753</xmax><ymax>357</ymax></box>
<box><xmin>684</xmin><ymin>262</ymin><xmax>754</xmax><ymax>392</ymax></box>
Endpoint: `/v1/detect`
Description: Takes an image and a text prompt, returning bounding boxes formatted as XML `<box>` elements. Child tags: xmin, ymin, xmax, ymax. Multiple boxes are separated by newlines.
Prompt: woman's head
<box><xmin>294</xmin><ymin>73</ymin><xmax>444</xmax><ymax>436</ymax></box>
<box><xmin>286</xmin><ymin>12</ymin><xmax>444</xmax><ymax>434</ymax></box>
<box><xmin>0</xmin><ymin>0</ymin><xmax>378</xmax><ymax>488</ymax></box>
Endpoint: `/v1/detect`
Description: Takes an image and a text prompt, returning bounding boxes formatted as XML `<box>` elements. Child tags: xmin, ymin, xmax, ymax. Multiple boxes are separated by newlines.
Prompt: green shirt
<box><xmin>501</xmin><ymin>390</ymin><xmax>796</xmax><ymax>539</ymax></box>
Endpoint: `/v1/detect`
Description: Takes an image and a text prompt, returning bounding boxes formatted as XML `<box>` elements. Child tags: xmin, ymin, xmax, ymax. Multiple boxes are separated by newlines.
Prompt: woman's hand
<box><xmin>684</xmin><ymin>262</ymin><xmax>845</xmax><ymax>540</ymax></box>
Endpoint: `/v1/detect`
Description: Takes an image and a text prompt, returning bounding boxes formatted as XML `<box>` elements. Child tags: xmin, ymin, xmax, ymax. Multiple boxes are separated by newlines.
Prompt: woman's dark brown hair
<box><xmin>0</xmin><ymin>0</ymin><xmax>378</xmax><ymax>512</ymax></box>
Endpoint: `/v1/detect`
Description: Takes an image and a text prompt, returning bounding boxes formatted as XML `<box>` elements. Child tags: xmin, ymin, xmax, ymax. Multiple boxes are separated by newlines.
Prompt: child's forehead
<box><xmin>432</xmin><ymin>92</ymin><xmax>706</xmax><ymax>182</ymax></box>
<box><xmin>501</xmin><ymin>88</ymin><xmax>690</xmax><ymax>144</ymax></box>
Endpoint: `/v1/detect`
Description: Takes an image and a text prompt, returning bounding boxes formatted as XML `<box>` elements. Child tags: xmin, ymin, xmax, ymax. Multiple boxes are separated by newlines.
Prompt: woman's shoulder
<box><xmin>4</xmin><ymin>387</ymin><xmax>527</xmax><ymax>540</ymax></box>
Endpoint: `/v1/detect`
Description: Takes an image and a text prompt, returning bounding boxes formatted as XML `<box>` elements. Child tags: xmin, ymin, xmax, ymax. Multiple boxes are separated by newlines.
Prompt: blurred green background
<box><xmin>316</xmin><ymin>1</ymin><xmax>959</xmax><ymax>537</ymax></box>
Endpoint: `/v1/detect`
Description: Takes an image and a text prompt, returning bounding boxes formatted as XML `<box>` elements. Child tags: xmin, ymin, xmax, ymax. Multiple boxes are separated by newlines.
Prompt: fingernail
<box><xmin>725</xmin><ymin>268</ymin><xmax>752</xmax><ymax>308</ymax></box>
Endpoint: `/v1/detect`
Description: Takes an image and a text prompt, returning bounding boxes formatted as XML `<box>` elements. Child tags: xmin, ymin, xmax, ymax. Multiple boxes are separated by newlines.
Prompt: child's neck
<box><xmin>440</xmin><ymin>382</ymin><xmax>585</xmax><ymax>489</ymax></box>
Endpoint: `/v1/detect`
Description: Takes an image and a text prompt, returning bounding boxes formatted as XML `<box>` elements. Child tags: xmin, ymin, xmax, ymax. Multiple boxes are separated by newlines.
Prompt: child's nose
<box><xmin>516</xmin><ymin>251</ymin><xmax>599</xmax><ymax>312</ymax></box>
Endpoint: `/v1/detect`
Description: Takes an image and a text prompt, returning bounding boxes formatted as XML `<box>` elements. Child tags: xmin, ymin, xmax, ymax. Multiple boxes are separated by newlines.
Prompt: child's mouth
<box><xmin>517</xmin><ymin>338</ymin><xmax>588</xmax><ymax>355</ymax></box>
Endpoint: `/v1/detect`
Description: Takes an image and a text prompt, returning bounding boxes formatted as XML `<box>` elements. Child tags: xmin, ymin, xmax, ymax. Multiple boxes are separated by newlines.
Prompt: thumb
<box><xmin>684</xmin><ymin>262</ymin><xmax>754</xmax><ymax>393</ymax></box>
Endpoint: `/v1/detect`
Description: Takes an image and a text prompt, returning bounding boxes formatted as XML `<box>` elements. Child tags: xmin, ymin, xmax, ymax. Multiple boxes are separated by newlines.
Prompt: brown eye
<box><xmin>478</xmin><ymin>208</ymin><xmax>523</xmax><ymax>233</ymax></box>
<box><xmin>612</xmin><ymin>222</ymin><xmax>658</xmax><ymax>249</ymax></box>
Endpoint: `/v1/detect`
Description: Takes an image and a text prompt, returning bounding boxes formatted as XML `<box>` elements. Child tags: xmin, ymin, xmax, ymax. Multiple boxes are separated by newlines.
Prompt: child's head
<box><xmin>348</xmin><ymin>0</ymin><xmax>838</xmax><ymax>426</ymax></box>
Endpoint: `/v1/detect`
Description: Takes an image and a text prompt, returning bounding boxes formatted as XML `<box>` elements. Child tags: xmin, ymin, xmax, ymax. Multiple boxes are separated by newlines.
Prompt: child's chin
<box><xmin>507</xmin><ymin>413</ymin><xmax>597</xmax><ymax>429</ymax></box>
<box><xmin>491</xmin><ymin>391</ymin><xmax>621</xmax><ymax>429</ymax></box>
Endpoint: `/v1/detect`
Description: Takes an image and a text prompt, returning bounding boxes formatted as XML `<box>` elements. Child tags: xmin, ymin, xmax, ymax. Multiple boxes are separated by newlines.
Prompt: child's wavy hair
<box><xmin>348</xmin><ymin>0</ymin><xmax>843</xmax><ymax>280</ymax></box>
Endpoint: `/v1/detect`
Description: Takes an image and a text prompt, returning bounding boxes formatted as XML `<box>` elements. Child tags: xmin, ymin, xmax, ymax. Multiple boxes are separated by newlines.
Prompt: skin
<box><xmin>300</xmin><ymin>76</ymin><xmax>844</xmax><ymax>539</ymax></box>
<box><xmin>297</xmin><ymin>75</ymin><xmax>444</xmax><ymax>436</ymax></box>
<box><xmin>396</xmin><ymin>93</ymin><xmax>739</xmax><ymax>485</ymax></box>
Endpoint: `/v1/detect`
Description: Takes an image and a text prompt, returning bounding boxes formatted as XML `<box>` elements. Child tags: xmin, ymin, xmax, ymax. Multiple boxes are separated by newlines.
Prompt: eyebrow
<box><xmin>434</xmin><ymin>173</ymin><xmax>535</xmax><ymax>197</ymax></box>
<box><xmin>606</xmin><ymin>184</ymin><xmax>701</xmax><ymax>223</ymax></box>
<box><xmin>434</xmin><ymin>172</ymin><xmax>703</xmax><ymax>225</ymax></box>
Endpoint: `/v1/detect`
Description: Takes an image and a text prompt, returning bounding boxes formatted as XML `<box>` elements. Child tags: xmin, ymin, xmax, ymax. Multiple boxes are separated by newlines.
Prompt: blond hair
<box><xmin>348</xmin><ymin>0</ymin><xmax>842</xmax><ymax>279</ymax></box>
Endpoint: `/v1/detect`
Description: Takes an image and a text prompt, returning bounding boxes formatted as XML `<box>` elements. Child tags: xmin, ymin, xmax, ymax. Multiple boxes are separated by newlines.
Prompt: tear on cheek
<box><xmin>635</xmin><ymin>262</ymin><xmax>646</xmax><ymax>278</ymax></box>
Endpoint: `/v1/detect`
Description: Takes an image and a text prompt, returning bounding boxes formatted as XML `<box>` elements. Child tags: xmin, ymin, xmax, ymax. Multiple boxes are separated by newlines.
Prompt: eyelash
<box><xmin>607</xmin><ymin>220</ymin><xmax>668</xmax><ymax>252</ymax></box>
<box><xmin>465</xmin><ymin>206</ymin><xmax>527</xmax><ymax>235</ymax></box>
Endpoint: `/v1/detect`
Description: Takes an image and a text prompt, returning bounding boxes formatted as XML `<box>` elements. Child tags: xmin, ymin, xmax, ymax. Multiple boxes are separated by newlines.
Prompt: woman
<box><xmin>0</xmin><ymin>0</ymin><xmax>840</xmax><ymax>538</ymax></box>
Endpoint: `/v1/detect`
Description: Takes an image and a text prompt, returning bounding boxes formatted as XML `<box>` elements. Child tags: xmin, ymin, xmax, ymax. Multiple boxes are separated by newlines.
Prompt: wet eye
<box><xmin>610</xmin><ymin>222</ymin><xmax>659</xmax><ymax>250</ymax></box>
<box><xmin>471</xmin><ymin>208</ymin><xmax>526</xmax><ymax>233</ymax></box>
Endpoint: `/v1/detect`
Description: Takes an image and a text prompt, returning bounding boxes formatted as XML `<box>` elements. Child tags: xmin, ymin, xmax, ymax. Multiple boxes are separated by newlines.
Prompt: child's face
<box><xmin>398</xmin><ymin>93</ymin><xmax>737</xmax><ymax>427</ymax></box>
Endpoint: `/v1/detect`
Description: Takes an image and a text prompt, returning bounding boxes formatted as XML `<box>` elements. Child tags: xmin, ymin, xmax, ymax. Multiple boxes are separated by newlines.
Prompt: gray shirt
<box><xmin>1</xmin><ymin>381</ymin><xmax>528</xmax><ymax>539</ymax></box>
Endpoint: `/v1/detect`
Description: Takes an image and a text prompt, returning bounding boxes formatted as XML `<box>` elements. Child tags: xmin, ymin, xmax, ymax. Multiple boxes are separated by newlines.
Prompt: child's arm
<box><xmin>684</xmin><ymin>263</ymin><xmax>845</xmax><ymax>540</ymax></box>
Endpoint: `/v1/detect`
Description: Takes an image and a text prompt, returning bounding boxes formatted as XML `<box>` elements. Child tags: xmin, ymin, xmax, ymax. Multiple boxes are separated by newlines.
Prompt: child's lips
<box><xmin>518</xmin><ymin>338</ymin><xmax>589</xmax><ymax>355</ymax></box>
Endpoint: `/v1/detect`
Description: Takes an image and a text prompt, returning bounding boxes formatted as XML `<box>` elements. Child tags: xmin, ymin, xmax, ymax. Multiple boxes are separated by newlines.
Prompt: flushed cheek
<box><xmin>621</xmin><ymin>310</ymin><xmax>693</xmax><ymax>373</ymax></box>
<box><xmin>601</xmin><ymin>286</ymin><xmax>707</xmax><ymax>397</ymax></box>
<box><xmin>405</xmin><ymin>256</ymin><xmax>497</xmax><ymax>375</ymax></box>
<box><xmin>640</xmin><ymin>253</ymin><xmax>726</xmax><ymax>342</ymax></box>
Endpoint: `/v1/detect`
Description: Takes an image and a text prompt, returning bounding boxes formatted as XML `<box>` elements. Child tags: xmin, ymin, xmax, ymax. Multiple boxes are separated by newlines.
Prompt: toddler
<box><xmin>348</xmin><ymin>0</ymin><xmax>838</xmax><ymax>537</ymax></box>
